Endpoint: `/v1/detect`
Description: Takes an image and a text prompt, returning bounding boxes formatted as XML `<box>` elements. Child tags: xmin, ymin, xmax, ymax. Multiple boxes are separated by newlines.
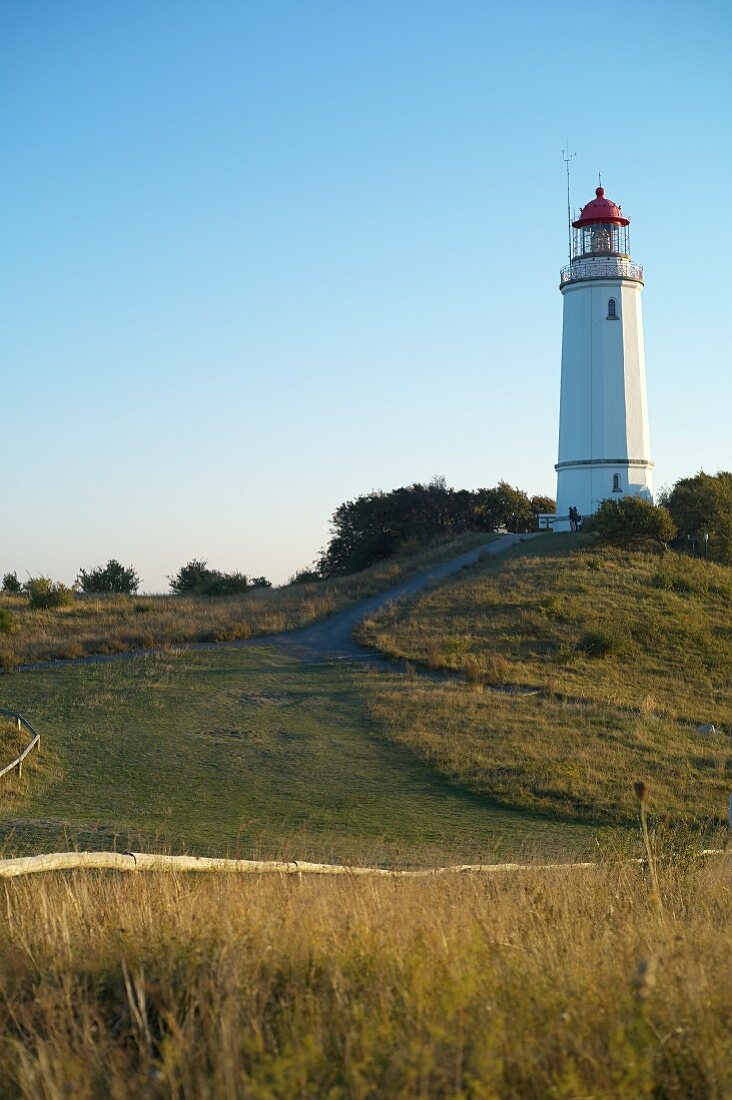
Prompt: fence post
<box><xmin>15</xmin><ymin>717</ymin><xmax>21</xmax><ymax>731</ymax></box>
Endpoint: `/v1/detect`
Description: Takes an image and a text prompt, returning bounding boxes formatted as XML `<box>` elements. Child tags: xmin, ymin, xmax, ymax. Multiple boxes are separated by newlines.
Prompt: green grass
<box><xmin>0</xmin><ymin>645</ymin><xmax>595</xmax><ymax>865</ymax></box>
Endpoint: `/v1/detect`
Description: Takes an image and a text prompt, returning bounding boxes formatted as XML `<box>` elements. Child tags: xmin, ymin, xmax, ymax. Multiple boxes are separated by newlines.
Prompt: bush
<box><xmin>25</xmin><ymin>577</ymin><xmax>75</xmax><ymax>610</ymax></box>
<box><xmin>591</xmin><ymin>497</ymin><xmax>676</xmax><ymax>551</ymax></box>
<box><xmin>77</xmin><ymin>559</ymin><xmax>140</xmax><ymax>594</ymax></box>
<box><xmin>0</xmin><ymin>608</ymin><xmax>14</xmax><ymax>633</ymax></box>
<box><xmin>169</xmin><ymin>561</ymin><xmax>269</xmax><ymax>596</ymax></box>
<box><xmin>288</xmin><ymin>569</ymin><xmax>322</xmax><ymax>585</ymax></box>
<box><xmin>2</xmin><ymin>571</ymin><xmax>22</xmax><ymax>594</ymax></box>
<box><xmin>663</xmin><ymin>471</ymin><xmax>732</xmax><ymax>564</ymax></box>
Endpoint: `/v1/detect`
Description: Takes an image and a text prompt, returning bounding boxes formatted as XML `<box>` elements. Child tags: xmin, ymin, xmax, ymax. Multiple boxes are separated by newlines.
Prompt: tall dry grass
<box><xmin>366</xmin><ymin>677</ymin><xmax>732</xmax><ymax>827</ymax></box>
<box><xmin>0</xmin><ymin>857</ymin><xmax>729</xmax><ymax>1097</ymax></box>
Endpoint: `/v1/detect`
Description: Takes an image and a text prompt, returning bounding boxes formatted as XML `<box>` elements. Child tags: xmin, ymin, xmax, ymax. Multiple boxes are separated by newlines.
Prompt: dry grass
<box><xmin>367</xmin><ymin>678</ymin><xmax>732</xmax><ymax>826</ymax></box>
<box><xmin>0</xmin><ymin>857</ymin><xmax>729</xmax><ymax>1097</ymax></box>
<box><xmin>358</xmin><ymin>537</ymin><xmax>732</xmax><ymax>725</ymax></box>
<box><xmin>357</xmin><ymin>537</ymin><xmax>732</xmax><ymax>827</ymax></box>
<box><xmin>0</xmin><ymin>535</ymin><xmax>487</xmax><ymax>670</ymax></box>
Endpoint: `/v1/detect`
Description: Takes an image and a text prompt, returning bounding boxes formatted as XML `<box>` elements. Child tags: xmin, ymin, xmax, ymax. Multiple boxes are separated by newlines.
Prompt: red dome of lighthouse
<box><xmin>572</xmin><ymin>187</ymin><xmax>629</xmax><ymax>228</ymax></box>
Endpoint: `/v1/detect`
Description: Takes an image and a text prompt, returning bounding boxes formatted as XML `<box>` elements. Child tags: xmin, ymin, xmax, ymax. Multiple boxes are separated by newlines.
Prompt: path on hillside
<box><xmin>15</xmin><ymin>534</ymin><xmax>536</xmax><ymax>675</ymax></box>
<box><xmin>265</xmin><ymin>533</ymin><xmax>536</xmax><ymax>664</ymax></box>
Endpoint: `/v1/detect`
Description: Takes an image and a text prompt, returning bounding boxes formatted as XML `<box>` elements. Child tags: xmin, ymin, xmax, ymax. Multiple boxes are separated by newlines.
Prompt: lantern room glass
<box><xmin>572</xmin><ymin>222</ymin><xmax>630</xmax><ymax>259</ymax></box>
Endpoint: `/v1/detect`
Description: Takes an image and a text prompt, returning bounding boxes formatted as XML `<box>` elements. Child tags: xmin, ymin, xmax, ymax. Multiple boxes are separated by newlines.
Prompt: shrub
<box><xmin>77</xmin><ymin>559</ymin><xmax>140</xmax><ymax>594</ymax></box>
<box><xmin>169</xmin><ymin>560</ymin><xmax>211</xmax><ymax>594</ymax></box>
<box><xmin>25</xmin><ymin>577</ymin><xmax>75</xmax><ymax>610</ymax></box>
<box><xmin>288</xmin><ymin>569</ymin><xmax>322</xmax><ymax>585</ymax></box>
<box><xmin>169</xmin><ymin>561</ymin><xmax>268</xmax><ymax>596</ymax></box>
<box><xmin>0</xmin><ymin>608</ymin><xmax>14</xmax><ymax>633</ymax></box>
<box><xmin>2</xmin><ymin>571</ymin><xmax>22</xmax><ymax>594</ymax></box>
<box><xmin>591</xmin><ymin>497</ymin><xmax>676</xmax><ymax>551</ymax></box>
<box><xmin>664</xmin><ymin>471</ymin><xmax>732</xmax><ymax>564</ymax></box>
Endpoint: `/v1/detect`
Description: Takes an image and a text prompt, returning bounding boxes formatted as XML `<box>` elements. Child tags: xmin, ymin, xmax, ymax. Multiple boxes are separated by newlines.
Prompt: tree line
<box><xmin>317</xmin><ymin>478</ymin><xmax>555</xmax><ymax>576</ymax></box>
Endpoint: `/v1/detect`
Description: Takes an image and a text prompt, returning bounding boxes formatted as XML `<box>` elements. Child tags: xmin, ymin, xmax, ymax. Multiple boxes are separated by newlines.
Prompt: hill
<box><xmin>357</xmin><ymin>534</ymin><xmax>732</xmax><ymax>828</ymax></box>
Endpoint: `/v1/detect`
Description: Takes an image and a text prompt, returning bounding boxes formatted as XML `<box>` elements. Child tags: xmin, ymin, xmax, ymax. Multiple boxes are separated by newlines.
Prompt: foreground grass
<box><xmin>0</xmin><ymin>858</ymin><xmax>730</xmax><ymax>1097</ymax></box>
<box><xmin>0</xmin><ymin>648</ymin><xmax>593</xmax><ymax>863</ymax></box>
<box><xmin>0</xmin><ymin>533</ymin><xmax>490</xmax><ymax>669</ymax></box>
<box><xmin>358</xmin><ymin>536</ymin><xmax>732</xmax><ymax>827</ymax></box>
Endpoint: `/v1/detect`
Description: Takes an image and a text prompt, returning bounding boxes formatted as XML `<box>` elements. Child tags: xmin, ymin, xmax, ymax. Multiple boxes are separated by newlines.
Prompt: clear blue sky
<box><xmin>2</xmin><ymin>1</ymin><xmax>730</xmax><ymax>589</ymax></box>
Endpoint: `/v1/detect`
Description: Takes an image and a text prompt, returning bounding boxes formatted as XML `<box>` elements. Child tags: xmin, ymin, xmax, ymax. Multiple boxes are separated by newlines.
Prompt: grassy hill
<box><xmin>1</xmin><ymin>533</ymin><xmax>731</xmax><ymax>1095</ymax></box>
<box><xmin>357</xmin><ymin>534</ymin><xmax>732</xmax><ymax>829</ymax></box>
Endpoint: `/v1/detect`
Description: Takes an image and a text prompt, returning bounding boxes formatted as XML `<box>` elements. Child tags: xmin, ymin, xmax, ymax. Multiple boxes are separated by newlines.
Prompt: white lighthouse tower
<box><xmin>555</xmin><ymin>185</ymin><xmax>653</xmax><ymax>529</ymax></box>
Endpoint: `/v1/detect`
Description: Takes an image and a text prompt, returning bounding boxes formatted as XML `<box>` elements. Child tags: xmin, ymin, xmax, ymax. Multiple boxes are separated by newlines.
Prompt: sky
<box><xmin>2</xmin><ymin>1</ymin><xmax>731</xmax><ymax>590</ymax></box>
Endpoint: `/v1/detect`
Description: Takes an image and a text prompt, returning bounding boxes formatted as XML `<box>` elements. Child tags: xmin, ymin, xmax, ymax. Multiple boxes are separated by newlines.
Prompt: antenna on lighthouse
<box><xmin>562</xmin><ymin>145</ymin><xmax>576</xmax><ymax>265</ymax></box>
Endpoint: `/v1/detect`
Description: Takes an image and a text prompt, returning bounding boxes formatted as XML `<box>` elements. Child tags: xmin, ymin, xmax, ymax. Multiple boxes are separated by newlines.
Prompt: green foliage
<box><xmin>0</xmin><ymin>608</ymin><xmax>14</xmax><ymax>633</ymax></box>
<box><xmin>664</xmin><ymin>470</ymin><xmax>732</xmax><ymax>563</ymax></box>
<box><xmin>25</xmin><ymin>577</ymin><xmax>75</xmax><ymax>610</ymax></box>
<box><xmin>591</xmin><ymin>496</ymin><xmax>676</xmax><ymax>550</ymax></box>
<box><xmin>530</xmin><ymin>493</ymin><xmax>556</xmax><ymax>517</ymax></box>
<box><xmin>2</xmin><ymin>571</ymin><xmax>22</xmax><ymax>594</ymax></box>
<box><xmin>288</xmin><ymin>568</ymin><xmax>322</xmax><ymax>585</ymax></box>
<box><xmin>319</xmin><ymin>477</ymin><xmax>548</xmax><ymax>576</ymax></box>
<box><xmin>77</xmin><ymin>559</ymin><xmax>140</xmax><ymax>594</ymax></box>
<box><xmin>169</xmin><ymin>560</ymin><xmax>268</xmax><ymax>596</ymax></box>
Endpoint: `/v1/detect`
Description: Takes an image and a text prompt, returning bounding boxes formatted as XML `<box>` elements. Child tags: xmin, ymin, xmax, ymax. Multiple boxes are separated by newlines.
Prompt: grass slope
<box><xmin>358</xmin><ymin>534</ymin><xmax>732</xmax><ymax>828</ymax></box>
<box><xmin>0</xmin><ymin>647</ymin><xmax>592</xmax><ymax>864</ymax></box>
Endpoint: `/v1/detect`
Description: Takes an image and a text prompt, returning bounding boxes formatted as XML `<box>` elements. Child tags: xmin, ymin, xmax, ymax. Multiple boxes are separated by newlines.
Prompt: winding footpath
<box><xmin>267</xmin><ymin>532</ymin><xmax>536</xmax><ymax>664</ymax></box>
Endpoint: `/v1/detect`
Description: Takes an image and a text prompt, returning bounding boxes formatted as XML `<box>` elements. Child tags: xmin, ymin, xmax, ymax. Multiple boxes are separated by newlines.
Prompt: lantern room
<box><xmin>571</xmin><ymin>186</ymin><xmax>630</xmax><ymax>259</ymax></box>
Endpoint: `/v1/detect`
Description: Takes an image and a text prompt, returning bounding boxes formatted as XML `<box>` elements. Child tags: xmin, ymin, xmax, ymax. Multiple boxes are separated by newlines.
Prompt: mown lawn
<box><xmin>0</xmin><ymin>646</ymin><xmax>594</xmax><ymax>864</ymax></box>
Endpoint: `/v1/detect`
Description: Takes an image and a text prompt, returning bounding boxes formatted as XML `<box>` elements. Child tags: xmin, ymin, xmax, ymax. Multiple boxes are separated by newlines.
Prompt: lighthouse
<box><xmin>555</xmin><ymin>185</ymin><xmax>653</xmax><ymax>529</ymax></box>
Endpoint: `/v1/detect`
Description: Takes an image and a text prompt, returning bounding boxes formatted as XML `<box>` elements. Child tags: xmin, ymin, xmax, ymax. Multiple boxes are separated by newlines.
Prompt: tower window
<box><xmin>612</xmin><ymin>474</ymin><xmax>621</xmax><ymax>493</ymax></box>
<box><xmin>607</xmin><ymin>297</ymin><xmax>618</xmax><ymax>319</ymax></box>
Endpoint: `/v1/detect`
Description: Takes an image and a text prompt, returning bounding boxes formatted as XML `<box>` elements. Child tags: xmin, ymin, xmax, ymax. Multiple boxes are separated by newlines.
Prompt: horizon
<box><xmin>3</xmin><ymin>1</ymin><xmax>731</xmax><ymax>588</ymax></box>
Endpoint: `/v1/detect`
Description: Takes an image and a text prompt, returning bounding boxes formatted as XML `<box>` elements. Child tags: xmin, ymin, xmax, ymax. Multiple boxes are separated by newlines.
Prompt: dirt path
<box><xmin>266</xmin><ymin>533</ymin><xmax>536</xmax><ymax>664</ymax></box>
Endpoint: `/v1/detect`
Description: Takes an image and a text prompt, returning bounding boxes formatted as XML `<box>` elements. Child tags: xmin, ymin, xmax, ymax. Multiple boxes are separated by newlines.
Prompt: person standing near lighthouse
<box><xmin>554</xmin><ymin>184</ymin><xmax>654</xmax><ymax>530</ymax></box>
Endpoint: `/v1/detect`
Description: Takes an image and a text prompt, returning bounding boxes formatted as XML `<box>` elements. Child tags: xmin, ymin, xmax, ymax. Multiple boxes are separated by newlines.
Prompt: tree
<box><xmin>663</xmin><ymin>471</ymin><xmax>732</xmax><ymax>563</ymax></box>
<box><xmin>531</xmin><ymin>494</ymin><xmax>556</xmax><ymax>517</ymax></box>
<box><xmin>77</xmin><ymin>559</ymin><xmax>140</xmax><ymax>595</ymax></box>
<box><xmin>318</xmin><ymin>477</ymin><xmax>543</xmax><ymax>576</ymax></box>
<box><xmin>169</xmin><ymin>560</ymin><xmax>212</xmax><ymax>594</ymax></box>
<box><xmin>591</xmin><ymin>497</ymin><xmax>677</xmax><ymax>551</ymax></box>
<box><xmin>2</xmin><ymin>571</ymin><xmax>22</xmax><ymax>594</ymax></box>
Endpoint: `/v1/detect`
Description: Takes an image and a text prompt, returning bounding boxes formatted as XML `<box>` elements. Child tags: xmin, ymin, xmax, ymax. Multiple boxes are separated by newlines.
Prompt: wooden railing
<box><xmin>0</xmin><ymin>707</ymin><xmax>41</xmax><ymax>780</ymax></box>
